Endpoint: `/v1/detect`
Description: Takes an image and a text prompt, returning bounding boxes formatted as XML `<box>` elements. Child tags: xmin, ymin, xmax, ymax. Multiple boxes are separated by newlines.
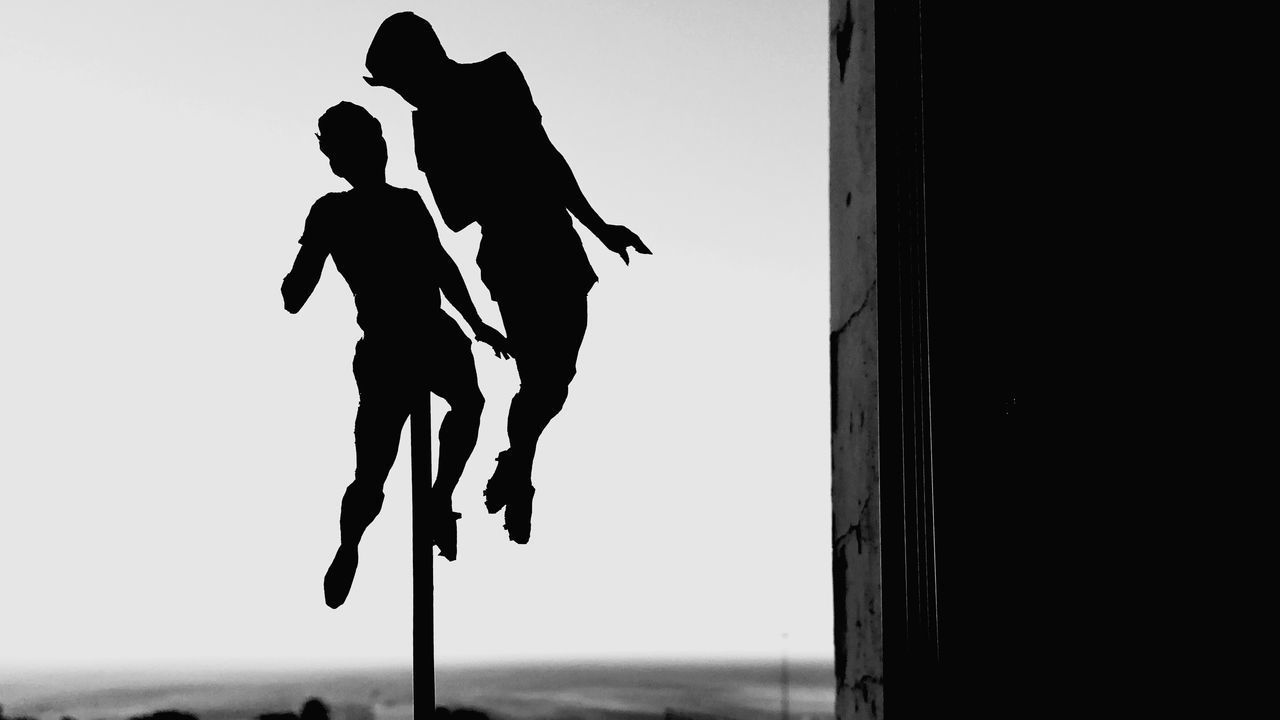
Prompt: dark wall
<box><xmin>920</xmin><ymin>3</ymin><xmax>1054</xmax><ymax>714</ymax></box>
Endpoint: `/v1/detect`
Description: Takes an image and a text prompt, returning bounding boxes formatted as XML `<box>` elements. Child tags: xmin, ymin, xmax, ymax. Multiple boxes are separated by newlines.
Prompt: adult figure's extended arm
<box><xmin>537</xmin><ymin>127</ymin><xmax>652</xmax><ymax>265</ymax></box>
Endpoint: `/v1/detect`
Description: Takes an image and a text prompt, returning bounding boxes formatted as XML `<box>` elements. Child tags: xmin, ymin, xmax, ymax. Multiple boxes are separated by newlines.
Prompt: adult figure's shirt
<box><xmin>410</xmin><ymin>52</ymin><xmax>597</xmax><ymax>300</ymax></box>
<box><xmin>299</xmin><ymin>185</ymin><xmax>446</xmax><ymax>337</ymax></box>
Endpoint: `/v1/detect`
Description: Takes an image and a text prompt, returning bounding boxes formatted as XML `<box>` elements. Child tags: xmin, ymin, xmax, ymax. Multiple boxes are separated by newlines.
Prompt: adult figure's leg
<box><xmin>503</xmin><ymin>291</ymin><xmax>588</xmax><ymax>463</ymax></box>
<box><xmin>487</xmin><ymin>289</ymin><xmax>589</xmax><ymax>543</ymax></box>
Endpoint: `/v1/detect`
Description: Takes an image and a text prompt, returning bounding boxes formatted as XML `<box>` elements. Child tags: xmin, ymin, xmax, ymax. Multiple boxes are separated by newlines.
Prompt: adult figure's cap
<box><xmin>364</xmin><ymin>11</ymin><xmax>447</xmax><ymax>88</ymax></box>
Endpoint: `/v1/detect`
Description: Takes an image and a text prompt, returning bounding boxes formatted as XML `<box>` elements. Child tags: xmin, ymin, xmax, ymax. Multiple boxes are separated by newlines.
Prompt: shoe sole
<box><xmin>433</xmin><ymin>511</ymin><xmax>461</xmax><ymax>562</ymax></box>
<box><xmin>484</xmin><ymin>489</ymin><xmax>508</xmax><ymax>514</ymax></box>
<box><xmin>484</xmin><ymin>453</ymin><xmax>518</xmax><ymax>514</ymax></box>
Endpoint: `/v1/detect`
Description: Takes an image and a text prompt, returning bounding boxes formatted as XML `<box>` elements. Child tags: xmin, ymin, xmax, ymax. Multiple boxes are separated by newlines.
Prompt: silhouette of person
<box><xmin>281</xmin><ymin>102</ymin><xmax>510</xmax><ymax>608</ymax></box>
<box><xmin>363</xmin><ymin>12</ymin><xmax>651</xmax><ymax>545</ymax></box>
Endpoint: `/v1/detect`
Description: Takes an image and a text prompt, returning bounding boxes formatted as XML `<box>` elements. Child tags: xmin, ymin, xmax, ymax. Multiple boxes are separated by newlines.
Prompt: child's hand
<box><xmin>474</xmin><ymin>323</ymin><xmax>512</xmax><ymax>360</ymax></box>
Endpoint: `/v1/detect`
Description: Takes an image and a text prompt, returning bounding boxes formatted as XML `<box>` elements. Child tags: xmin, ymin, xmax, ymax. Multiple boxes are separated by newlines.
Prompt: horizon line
<box><xmin>0</xmin><ymin>653</ymin><xmax>835</xmax><ymax>681</ymax></box>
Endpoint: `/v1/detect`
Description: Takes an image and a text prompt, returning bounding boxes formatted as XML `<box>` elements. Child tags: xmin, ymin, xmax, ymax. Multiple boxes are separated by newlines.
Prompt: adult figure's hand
<box><xmin>597</xmin><ymin>224</ymin><xmax>651</xmax><ymax>265</ymax></box>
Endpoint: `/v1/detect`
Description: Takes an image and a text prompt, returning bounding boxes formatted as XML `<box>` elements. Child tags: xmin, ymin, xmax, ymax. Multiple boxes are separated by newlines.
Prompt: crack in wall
<box><xmin>834</xmin><ymin>523</ymin><xmax>862</xmax><ymax>556</ymax></box>
<box><xmin>833</xmin><ymin>494</ymin><xmax>874</xmax><ymax>555</ymax></box>
<box><xmin>831</xmin><ymin>278</ymin><xmax>877</xmax><ymax>339</ymax></box>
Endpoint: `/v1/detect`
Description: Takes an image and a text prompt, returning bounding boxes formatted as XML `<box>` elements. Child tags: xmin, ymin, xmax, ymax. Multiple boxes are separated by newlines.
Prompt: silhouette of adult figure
<box><xmin>281</xmin><ymin>102</ymin><xmax>509</xmax><ymax>608</ymax></box>
<box><xmin>363</xmin><ymin>12</ymin><xmax>651</xmax><ymax>544</ymax></box>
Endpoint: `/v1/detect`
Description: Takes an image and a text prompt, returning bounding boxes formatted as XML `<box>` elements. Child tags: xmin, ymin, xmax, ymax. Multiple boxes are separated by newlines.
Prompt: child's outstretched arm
<box><xmin>435</xmin><ymin>243</ymin><xmax>510</xmax><ymax>359</ymax></box>
<box><xmin>281</xmin><ymin>243</ymin><xmax>328</xmax><ymax>314</ymax></box>
<box><xmin>409</xmin><ymin>191</ymin><xmax>511</xmax><ymax>358</ymax></box>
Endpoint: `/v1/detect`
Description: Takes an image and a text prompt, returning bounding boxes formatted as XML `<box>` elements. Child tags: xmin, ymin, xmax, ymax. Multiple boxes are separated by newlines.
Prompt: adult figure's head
<box><xmin>363</xmin><ymin>12</ymin><xmax>449</xmax><ymax>108</ymax></box>
<box><xmin>316</xmin><ymin>101</ymin><xmax>387</xmax><ymax>188</ymax></box>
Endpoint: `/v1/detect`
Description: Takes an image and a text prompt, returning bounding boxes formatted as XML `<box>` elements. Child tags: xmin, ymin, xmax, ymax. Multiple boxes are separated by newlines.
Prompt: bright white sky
<box><xmin>0</xmin><ymin>0</ymin><xmax>828</xmax><ymax>673</ymax></box>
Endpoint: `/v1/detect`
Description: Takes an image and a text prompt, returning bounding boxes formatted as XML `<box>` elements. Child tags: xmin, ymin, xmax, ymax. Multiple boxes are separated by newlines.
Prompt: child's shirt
<box><xmin>299</xmin><ymin>184</ymin><xmax>446</xmax><ymax>337</ymax></box>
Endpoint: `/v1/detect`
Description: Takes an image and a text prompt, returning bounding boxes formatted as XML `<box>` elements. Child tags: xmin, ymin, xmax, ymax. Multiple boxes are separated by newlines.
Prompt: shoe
<box><xmin>503</xmin><ymin>483</ymin><xmax>536</xmax><ymax>545</ymax></box>
<box><xmin>324</xmin><ymin>543</ymin><xmax>358</xmax><ymax>609</ymax></box>
<box><xmin>484</xmin><ymin>450</ymin><xmax>529</xmax><ymax>514</ymax></box>
<box><xmin>433</xmin><ymin>505</ymin><xmax>463</xmax><ymax>562</ymax></box>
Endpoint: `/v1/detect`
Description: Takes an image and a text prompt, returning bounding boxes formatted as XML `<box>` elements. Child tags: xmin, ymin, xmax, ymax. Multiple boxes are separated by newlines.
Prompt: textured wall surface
<box><xmin>829</xmin><ymin>1</ymin><xmax>881</xmax><ymax>719</ymax></box>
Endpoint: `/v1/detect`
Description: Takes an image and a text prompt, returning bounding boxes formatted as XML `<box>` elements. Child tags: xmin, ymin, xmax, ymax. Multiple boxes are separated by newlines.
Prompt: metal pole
<box><xmin>411</xmin><ymin>399</ymin><xmax>434</xmax><ymax>712</ymax></box>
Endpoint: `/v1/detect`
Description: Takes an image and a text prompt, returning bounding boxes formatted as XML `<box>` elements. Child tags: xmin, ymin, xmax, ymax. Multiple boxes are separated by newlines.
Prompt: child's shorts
<box><xmin>352</xmin><ymin>312</ymin><xmax>480</xmax><ymax>409</ymax></box>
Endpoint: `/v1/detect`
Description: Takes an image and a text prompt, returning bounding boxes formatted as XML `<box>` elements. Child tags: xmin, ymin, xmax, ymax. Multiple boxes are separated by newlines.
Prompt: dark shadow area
<box><xmin>916</xmin><ymin>2</ymin><xmax>1078</xmax><ymax>716</ymax></box>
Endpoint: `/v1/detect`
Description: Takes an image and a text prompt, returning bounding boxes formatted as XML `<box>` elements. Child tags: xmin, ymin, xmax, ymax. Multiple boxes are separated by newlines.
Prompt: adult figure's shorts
<box><xmin>479</xmin><ymin>217</ymin><xmax>596</xmax><ymax>389</ymax></box>
<box><xmin>496</xmin><ymin>289</ymin><xmax>589</xmax><ymax>389</ymax></box>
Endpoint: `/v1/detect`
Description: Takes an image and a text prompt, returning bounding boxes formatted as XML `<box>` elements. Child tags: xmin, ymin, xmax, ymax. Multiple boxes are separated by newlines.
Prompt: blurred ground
<box><xmin>0</xmin><ymin>662</ymin><xmax>834</xmax><ymax>720</ymax></box>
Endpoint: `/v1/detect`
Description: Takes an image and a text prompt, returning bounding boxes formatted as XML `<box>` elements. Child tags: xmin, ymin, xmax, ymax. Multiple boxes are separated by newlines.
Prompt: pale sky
<box><xmin>0</xmin><ymin>0</ymin><xmax>829</xmax><ymax>672</ymax></box>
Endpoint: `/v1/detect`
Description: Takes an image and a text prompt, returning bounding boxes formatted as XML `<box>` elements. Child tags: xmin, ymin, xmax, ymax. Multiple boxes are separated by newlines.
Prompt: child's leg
<box><xmin>326</xmin><ymin>339</ymin><xmax>411</xmax><ymax>607</ymax></box>
<box><xmin>340</xmin><ymin>394</ymin><xmax>411</xmax><ymax>546</ymax></box>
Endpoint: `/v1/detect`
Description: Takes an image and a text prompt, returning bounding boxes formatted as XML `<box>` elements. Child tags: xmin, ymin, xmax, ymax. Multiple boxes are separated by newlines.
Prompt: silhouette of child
<box><xmin>281</xmin><ymin>102</ymin><xmax>509</xmax><ymax>608</ymax></box>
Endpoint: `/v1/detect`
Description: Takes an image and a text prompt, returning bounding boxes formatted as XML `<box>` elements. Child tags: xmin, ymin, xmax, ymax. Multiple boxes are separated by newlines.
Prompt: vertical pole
<box><xmin>411</xmin><ymin>399</ymin><xmax>435</xmax><ymax>712</ymax></box>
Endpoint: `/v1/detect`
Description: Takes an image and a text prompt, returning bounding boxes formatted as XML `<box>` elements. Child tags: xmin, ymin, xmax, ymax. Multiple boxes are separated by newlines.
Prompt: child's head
<box><xmin>316</xmin><ymin>102</ymin><xmax>387</xmax><ymax>186</ymax></box>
